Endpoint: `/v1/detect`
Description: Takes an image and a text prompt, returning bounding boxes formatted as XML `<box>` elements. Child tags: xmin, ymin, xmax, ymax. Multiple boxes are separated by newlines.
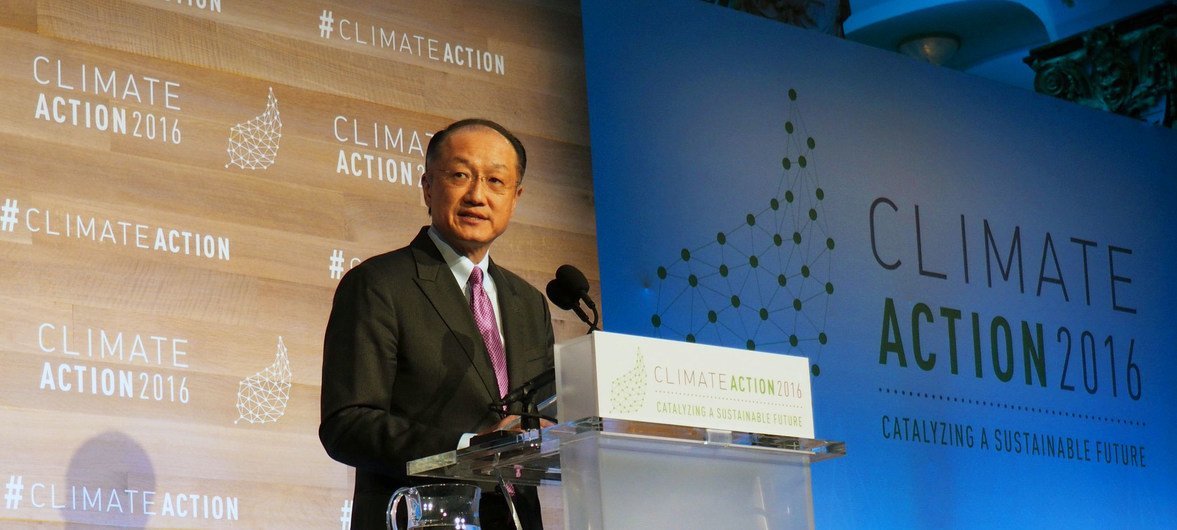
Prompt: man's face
<box><xmin>422</xmin><ymin>126</ymin><xmax>523</xmax><ymax>262</ymax></box>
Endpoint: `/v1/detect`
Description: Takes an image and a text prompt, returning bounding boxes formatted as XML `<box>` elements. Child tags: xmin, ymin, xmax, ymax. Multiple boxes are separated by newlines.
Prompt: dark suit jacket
<box><xmin>320</xmin><ymin>227</ymin><xmax>554</xmax><ymax>530</ymax></box>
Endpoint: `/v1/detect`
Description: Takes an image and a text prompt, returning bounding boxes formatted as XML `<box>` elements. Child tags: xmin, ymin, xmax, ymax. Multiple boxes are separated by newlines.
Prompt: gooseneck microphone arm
<box><xmin>583</xmin><ymin>301</ymin><xmax>600</xmax><ymax>332</ymax></box>
<box><xmin>569</xmin><ymin>302</ymin><xmax>597</xmax><ymax>332</ymax></box>
<box><xmin>489</xmin><ymin>368</ymin><xmax>557</xmax><ymax>430</ymax></box>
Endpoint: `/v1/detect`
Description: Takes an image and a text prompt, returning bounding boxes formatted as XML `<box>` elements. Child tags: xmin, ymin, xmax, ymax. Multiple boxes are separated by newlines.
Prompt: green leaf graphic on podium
<box><xmin>609</xmin><ymin>349</ymin><xmax>647</xmax><ymax>413</ymax></box>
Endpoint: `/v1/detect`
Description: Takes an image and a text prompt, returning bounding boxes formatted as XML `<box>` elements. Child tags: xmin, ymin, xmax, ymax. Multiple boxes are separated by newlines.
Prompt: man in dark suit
<box><xmin>320</xmin><ymin>118</ymin><xmax>553</xmax><ymax>530</ymax></box>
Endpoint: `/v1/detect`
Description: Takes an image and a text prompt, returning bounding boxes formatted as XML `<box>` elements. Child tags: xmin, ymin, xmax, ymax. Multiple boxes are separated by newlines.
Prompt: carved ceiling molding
<box><xmin>702</xmin><ymin>0</ymin><xmax>851</xmax><ymax>37</ymax></box>
<box><xmin>1026</xmin><ymin>3</ymin><xmax>1176</xmax><ymax>127</ymax></box>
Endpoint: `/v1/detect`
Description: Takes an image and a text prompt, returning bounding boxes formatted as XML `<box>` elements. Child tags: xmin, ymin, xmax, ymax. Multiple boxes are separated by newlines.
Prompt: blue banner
<box><xmin>583</xmin><ymin>1</ymin><xmax>1177</xmax><ymax>527</ymax></box>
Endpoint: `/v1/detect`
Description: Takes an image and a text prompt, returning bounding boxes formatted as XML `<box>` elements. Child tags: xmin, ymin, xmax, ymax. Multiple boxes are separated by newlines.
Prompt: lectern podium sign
<box><xmin>411</xmin><ymin>331</ymin><xmax>835</xmax><ymax>529</ymax></box>
<box><xmin>555</xmin><ymin>331</ymin><xmax>815</xmax><ymax>438</ymax></box>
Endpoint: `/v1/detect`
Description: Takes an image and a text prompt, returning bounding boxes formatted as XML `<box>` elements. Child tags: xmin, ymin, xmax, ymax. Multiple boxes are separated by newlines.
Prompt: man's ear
<box><xmin>421</xmin><ymin>172</ymin><xmax>433</xmax><ymax>214</ymax></box>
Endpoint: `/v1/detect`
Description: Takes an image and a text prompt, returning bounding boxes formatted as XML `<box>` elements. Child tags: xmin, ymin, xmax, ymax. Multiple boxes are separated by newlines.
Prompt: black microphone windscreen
<box><xmin>545</xmin><ymin>279</ymin><xmax>579</xmax><ymax>310</ymax></box>
<box><xmin>555</xmin><ymin>264</ymin><xmax>590</xmax><ymax>293</ymax></box>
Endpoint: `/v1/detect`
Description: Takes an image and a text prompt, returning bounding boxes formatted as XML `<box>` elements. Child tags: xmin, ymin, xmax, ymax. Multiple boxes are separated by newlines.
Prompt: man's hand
<box><xmin>479</xmin><ymin>415</ymin><xmax>555</xmax><ymax>434</ymax></box>
<box><xmin>482</xmin><ymin>414</ymin><xmax>524</xmax><ymax>433</ymax></box>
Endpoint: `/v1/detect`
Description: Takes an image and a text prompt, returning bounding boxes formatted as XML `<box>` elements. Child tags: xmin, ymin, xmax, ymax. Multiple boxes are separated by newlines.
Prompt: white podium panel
<box><xmin>561</xmin><ymin>430</ymin><xmax>814</xmax><ymax>530</ymax></box>
<box><xmin>556</xmin><ymin>331</ymin><xmax>815</xmax><ymax>438</ymax></box>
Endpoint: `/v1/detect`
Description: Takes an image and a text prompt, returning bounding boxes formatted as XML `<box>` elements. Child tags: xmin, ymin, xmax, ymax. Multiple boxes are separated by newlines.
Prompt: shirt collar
<box><xmin>427</xmin><ymin>226</ymin><xmax>491</xmax><ymax>284</ymax></box>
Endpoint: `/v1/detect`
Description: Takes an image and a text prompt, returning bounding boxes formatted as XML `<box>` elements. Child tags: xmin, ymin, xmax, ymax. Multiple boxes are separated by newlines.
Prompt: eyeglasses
<box><xmin>432</xmin><ymin>170</ymin><xmax>518</xmax><ymax>195</ymax></box>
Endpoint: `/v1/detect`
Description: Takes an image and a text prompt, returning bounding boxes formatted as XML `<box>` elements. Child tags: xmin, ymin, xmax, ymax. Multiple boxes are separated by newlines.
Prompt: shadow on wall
<box><xmin>63</xmin><ymin>431</ymin><xmax>155</xmax><ymax>529</ymax></box>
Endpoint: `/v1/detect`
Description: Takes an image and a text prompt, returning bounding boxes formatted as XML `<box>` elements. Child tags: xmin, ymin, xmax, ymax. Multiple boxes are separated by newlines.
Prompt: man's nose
<box><xmin>462</xmin><ymin>177</ymin><xmax>489</xmax><ymax>202</ymax></box>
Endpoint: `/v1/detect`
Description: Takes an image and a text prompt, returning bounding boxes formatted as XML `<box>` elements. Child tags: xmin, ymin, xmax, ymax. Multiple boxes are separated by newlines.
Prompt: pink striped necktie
<box><xmin>470</xmin><ymin>268</ymin><xmax>520</xmax><ymax>497</ymax></box>
<box><xmin>468</xmin><ymin>267</ymin><xmax>509</xmax><ymax>400</ymax></box>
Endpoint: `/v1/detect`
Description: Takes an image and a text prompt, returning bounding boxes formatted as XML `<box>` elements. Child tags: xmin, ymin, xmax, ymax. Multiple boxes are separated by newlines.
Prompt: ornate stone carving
<box><xmin>1026</xmin><ymin>4</ymin><xmax>1175</xmax><ymax>127</ymax></box>
<box><xmin>702</xmin><ymin>0</ymin><xmax>851</xmax><ymax>37</ymax></box>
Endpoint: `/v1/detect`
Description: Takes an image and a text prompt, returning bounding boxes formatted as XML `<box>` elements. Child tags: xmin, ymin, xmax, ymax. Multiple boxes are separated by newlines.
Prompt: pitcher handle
<box><xmin>386</xmin><ymin>486</ymin><xmax>413</xmax><ymax>530</ymax></box>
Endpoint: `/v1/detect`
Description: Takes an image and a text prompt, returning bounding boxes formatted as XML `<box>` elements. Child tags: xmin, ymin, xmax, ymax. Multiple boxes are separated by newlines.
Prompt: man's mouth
<box><xmin>458</xmin><ymin>211</ymin><xmax>488</xmax><ymax>222</ymax></box>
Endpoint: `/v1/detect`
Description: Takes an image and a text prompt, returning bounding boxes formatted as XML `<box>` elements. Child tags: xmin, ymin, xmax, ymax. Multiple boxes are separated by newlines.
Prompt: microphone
<box><xmin>544</xmin><ymin>278</ymin><xmax>579</xmax><ymax>311</ymax></box>
<box><xmin>492</xmin><ymin>367</ymin><xmax>555</xmax><ymax>408</ymax></box>
<box><xmin>546</xmin><ymin>279</ymin><xmax>593</xmax><ymax>327</ymax></box>
<box><xmin>556</xmin><ymin>265</ymin><xmax>596</xmax><ymax>310</ymax></box>
<box><xmin>488</xmin><ymin>367</ymin><xmax>557</xmax><ymax>431</ymax></box>
<box><xmin>545</xmin><ymin>264</ymin><xmax>600</xmax><ymax>332</ymax></box>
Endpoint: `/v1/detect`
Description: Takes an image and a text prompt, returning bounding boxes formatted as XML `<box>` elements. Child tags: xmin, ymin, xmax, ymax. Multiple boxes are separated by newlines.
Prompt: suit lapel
<box><xmin>409</xmin><ymin>228</ymin><xmax>500</xmax><ymax>403</ymax></box>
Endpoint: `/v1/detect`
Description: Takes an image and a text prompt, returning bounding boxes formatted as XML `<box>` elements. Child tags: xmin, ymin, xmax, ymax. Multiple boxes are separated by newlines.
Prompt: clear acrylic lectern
<box><xmin>407</xmin><ymin>417</ymin><xmax>844</xmax><ymax>529</ymax></box>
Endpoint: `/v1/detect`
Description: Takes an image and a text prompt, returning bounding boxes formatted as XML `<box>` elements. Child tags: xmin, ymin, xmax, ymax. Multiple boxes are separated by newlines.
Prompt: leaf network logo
<box><xmin>226</xmin><ymin>87</ymin><xmax>282</xmax><ymax>170</ymax></box>
<box><xmin>650</xmin><ymin>88</ymin><xmax>834</xmax><ymax>376</ymax></box>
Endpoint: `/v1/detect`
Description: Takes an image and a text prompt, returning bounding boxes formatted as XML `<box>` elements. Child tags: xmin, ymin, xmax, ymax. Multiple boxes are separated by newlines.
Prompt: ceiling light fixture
<box><xmin>898</xmin><ymin>33</ymin><xmax>961</xmax><ymax>66</ymax></box>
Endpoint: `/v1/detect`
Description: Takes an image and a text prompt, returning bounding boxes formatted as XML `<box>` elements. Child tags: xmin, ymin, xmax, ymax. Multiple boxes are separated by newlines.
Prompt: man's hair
<box><xmin>425</xmin><ymin>118</ymin><xmax>527</xmax><ymax>183</ymax></box>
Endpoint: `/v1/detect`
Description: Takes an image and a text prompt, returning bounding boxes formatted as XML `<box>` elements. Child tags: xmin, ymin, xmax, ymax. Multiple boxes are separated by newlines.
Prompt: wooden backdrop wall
<box><xmin>0</xmin><ymin>1</ymin><xmax>594</xmax><ymax>527</ymax></box>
